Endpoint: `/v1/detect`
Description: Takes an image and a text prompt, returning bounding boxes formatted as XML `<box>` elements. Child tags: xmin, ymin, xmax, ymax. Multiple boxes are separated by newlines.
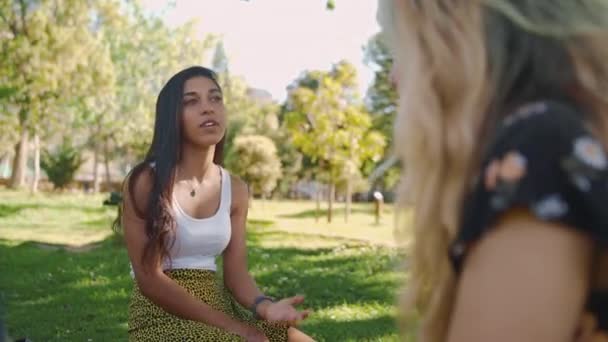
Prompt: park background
<box><xmin>0</xmin><ymin>1</ymin><xmax>413</xmax><ymax>340</ymax></box>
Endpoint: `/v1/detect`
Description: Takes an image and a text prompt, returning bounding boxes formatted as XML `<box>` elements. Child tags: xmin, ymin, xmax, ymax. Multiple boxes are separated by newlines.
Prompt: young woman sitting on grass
<box><xmin>114</xmin><ymin>66</ymin><xmax>314</xmax><ymax>342</ymax></box>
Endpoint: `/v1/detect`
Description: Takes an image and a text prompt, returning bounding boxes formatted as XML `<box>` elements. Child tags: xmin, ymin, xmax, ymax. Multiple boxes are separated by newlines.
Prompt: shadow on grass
<box><xmin>0</xmin><ymin>202</ymin><xmax>109</xmax><ymax>219</ymax></box>
<box><xmin>304</xmin><ymin>315</ymin><xmax>399</xmax><ymax>341</ymax></box>
<box><xmin>0</xmin><ymin>203</ymin><xmax>39</xmax><ymax>218</ymax></box>
<box><xmin>0</xmin><ymin>227</ymin><xmax>403</xmax><ymax>341</ymax></box>
<box><xmin>0</xmin><ymin>236</ymin><xmax>131</xmax><ymax>341</ymax></box>
<box><xmin>250</xmin><ymin>246</ymin><xmax>401</xmax><ymax>308</ymax></box>
<box><xmin>80</xmin><ymin>217</ymin><xmax>115</xmax><ymax>228</ymax></box>
<box><xmin>32</xmin><ymin>240</ymin><xmax>107</xmax><ymax>252</ymax></box>
<box><xmin>278</xmin><ymin>207</ymin><xmax>391</xmax><ymax>219</ymax></box>
<box><xmin>247</xmin><ymin>218</ymin><xmax>275</xmax><ymax>228</ymax></box>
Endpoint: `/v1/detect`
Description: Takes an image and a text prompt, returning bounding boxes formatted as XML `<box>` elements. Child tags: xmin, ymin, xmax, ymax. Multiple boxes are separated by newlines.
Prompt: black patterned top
<box><xmin>449</xmin><ymin>100</ymin><xmax>608</xmax><ymax>335</ymax></box>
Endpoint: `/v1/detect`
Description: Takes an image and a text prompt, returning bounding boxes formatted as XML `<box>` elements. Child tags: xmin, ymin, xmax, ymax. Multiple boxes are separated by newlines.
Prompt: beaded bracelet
<box><xmin>250</xmin><ymin>295</ymin><xmax>274</xmax><ymax>319</ymax></box>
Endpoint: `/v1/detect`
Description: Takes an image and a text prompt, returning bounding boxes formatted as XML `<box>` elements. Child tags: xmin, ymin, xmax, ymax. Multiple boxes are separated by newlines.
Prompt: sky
<box><xmin>142</xmin><ymin>0</ymin><xmax>381</xmax><ymax>102</ymax></box>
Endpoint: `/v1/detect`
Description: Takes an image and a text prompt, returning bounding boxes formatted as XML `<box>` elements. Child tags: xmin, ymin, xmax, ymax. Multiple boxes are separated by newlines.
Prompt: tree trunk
<box><xmin>0</xmin><ymin>153</ymin><xmax>8</xmax><ymax>178</ymax></box>
<box><xmin>327</xmin><ymin>180</ymin><xmax>335</xmax><ymax>223</ymax></box>
<box><xmin>10</xmin><ymin>129</ymin><xmax>29</xmax><ymax>189</ymax></box>
<box><xmin>93</xmin><ymin>147</ymin><xmax>100</xmax><ymax>193</ymax></box>
<box><xmin>345</xmin><ymin>178</ymin><xmax>352</xmax><ymax>223</ymax></box>
<box><xmin>103</xmin><ymin>141</ymin><xmax>111</xmax><ymax>190</ymax></box>
<box><xmin>315</xmin><ymin>184</ymin><xmax>321</xmax><ymax>223</ymax></box>
<box><xmin>247</xmin><ymin>183</ymin><xmax>254</xmax><ymax>209</ymax></box>
<box><xmin>30</xmin><ymin>133</ymin><xmax>40</xmax><ymax>194</ymax></box>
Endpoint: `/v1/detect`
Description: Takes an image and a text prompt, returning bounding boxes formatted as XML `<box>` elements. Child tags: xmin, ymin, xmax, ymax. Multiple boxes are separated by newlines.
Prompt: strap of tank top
<box><xmin>219</xmin><ymin>167</ymin><xmax>232</xmax><ymax>212</ymax></box>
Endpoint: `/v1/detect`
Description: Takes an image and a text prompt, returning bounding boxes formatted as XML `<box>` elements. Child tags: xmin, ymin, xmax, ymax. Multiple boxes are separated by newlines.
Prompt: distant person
<box><xmin>378</xmin><ymin>0</ymin><xmax>608</xmax><ymax>341</ymax></box>
<box><xmin>115</xmin><ymin>66</ymin><xmax>313</xmax><ymax>341</ymax></box>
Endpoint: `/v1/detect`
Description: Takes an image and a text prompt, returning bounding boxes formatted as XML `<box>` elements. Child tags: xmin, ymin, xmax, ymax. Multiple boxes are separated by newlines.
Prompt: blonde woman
<box><xmin>378</xmin><ymin>1</ymin><xmax>608</xmax><ymax>341</ymax></box>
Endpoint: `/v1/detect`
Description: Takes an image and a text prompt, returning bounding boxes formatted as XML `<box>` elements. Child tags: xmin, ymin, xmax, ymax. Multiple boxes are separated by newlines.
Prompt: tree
<box><xmin>40</xmin><ymin>140</ymin><xmax>85</xmax><ymax>190</ymax></box>
<box><xmin>285</xmin><ymin>61</ymin><xmax>385</xmax><ymax>222</ymax></box>
<box><xmin>217</xmin><ymin>66</ymin><xmax>283</xmax><ymax>176</ymax></box>
<box><xmin>272</xmin><ymin>120</ymin><xmax>304</xmax><ymax>199</ymax></box>
<box><xmin>0</xmin><ymin>0</ymin><xmax>108</xmax><ymax>189</ymax></box>
<box><xmin>229</xmin><ymin>135</ymin><xmax>282</xmax><ymax>198</ymax></box>
<box><xmin>212</xmin><ymin>41</ymin><xmax>229</xmax><ymax>75</ymax></box>
<box><xmin>364</xmin><ymin>33</ymin><xmax>400</xmax><ymax>191</ymax></box>
<box><xmin>0</xmin><ymin>87</ymin><xmax>18</xmax><ymax>164</ymax></box>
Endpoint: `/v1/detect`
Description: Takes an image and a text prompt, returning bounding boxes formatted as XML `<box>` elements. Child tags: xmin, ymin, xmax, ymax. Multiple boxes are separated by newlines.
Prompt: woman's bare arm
<box><xmin>222</xmin><ymin>176</ymin><xmax>270</xmax><ymax>316</ymax></box>
<box><xmin>223</xmin><ymin>177</ymin><xmax>310</xmax><ymax>325</ymax></box>
<box><xmin>447</xmin><ymin>208</ymin><xmax>593</xmax><ymax>342</ymax></box>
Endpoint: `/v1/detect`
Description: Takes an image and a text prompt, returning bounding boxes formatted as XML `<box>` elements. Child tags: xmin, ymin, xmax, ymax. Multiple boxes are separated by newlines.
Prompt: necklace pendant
<box><xmin>190</xmin><ymin>189</ymin><xmax>196</xmax><ymax>197</ymax></box>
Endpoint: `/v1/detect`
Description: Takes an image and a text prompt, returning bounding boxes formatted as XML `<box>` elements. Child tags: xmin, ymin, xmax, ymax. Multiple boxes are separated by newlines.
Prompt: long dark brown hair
<box><xmin>113</xmin><ymin>66</ymin><xmax>225</xmax><ymax>269</ymax></box>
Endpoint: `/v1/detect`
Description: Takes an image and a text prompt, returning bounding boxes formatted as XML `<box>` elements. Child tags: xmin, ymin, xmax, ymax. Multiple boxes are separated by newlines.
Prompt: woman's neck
<box><xmin>177</xmin><ymin>143</ymin><xmax>216</xmax><ymax>182</ymax></box>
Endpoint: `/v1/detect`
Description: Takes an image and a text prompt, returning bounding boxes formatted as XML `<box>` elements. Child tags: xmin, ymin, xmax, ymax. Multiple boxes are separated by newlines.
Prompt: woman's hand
<box><xmin>261</xmin><ymin>295</ymin><xmax>311</xmax><ymax>325</ymax></box>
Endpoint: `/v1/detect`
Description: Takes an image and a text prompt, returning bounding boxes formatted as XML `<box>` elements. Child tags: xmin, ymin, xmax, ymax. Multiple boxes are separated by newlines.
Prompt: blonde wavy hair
<box><xmin>378</xmin><ymin>0</ymin><xmax>608</xmax><ymax>341</ymax></box>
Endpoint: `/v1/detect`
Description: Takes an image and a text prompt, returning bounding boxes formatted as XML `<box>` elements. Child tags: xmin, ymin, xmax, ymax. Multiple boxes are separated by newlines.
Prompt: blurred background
<box><xmin>0</xmin><ymin>1</ymin><xmax>408</xmax><ymax>341</ymax></box>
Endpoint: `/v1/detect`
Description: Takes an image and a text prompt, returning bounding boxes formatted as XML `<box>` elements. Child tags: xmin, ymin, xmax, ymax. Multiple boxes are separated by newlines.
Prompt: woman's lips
<box><xmin>200</xmin><ymin>119</ymin><xmax>219</xmax><ymax>128</ymax></box>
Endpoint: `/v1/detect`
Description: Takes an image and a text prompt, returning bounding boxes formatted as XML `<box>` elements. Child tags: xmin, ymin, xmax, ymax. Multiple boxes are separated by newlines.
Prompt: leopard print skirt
<box><xmin>128</xmin><ymin>269</ymin><xmax>289</xmax><ymax>341</ymax></box>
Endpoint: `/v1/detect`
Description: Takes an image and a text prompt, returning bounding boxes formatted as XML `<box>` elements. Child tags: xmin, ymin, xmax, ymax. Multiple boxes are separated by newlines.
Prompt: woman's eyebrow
<box><xmin>182</xmin><ymin>91</ymin><xmax>200</xmax><ymax>97</ymax></box>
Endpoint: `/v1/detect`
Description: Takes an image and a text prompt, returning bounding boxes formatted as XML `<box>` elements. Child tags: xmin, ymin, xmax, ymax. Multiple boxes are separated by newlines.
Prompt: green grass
<box><xmin>0</xmin><ymin>190</ymin><xmax>412</xmax><ymax>341</ymax></box>
<box><xmin>0</xmin><ymin>190</ymin><xmax>116</xmax><ymax>246</ymax></box>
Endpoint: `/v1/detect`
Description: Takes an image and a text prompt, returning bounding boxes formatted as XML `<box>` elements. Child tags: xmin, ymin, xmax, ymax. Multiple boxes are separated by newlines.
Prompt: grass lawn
<box><xmin>248</xmin><ymin>199</ymin><xmax>412</xmax><ymax>248</ymax></box>
<box><xmin>0</xmin><ymin>190</ymin><xmax>412</xmax><ymax>341</ymax></box>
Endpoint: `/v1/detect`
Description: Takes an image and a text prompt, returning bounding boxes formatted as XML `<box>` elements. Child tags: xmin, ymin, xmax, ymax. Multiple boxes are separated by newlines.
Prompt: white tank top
<box><xmin>164</xmin><ymin>167</ymin><xmax>232</xmax><ymax>272</ymax></box>
<box><xmin>129</xmin><ymin>166</ymin><xmax>232</xmax><ymax>276</ymax></box>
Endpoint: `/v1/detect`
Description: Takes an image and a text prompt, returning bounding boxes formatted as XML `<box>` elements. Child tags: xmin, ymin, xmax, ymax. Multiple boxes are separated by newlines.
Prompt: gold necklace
<box><xmin>188</xmin><ymin>177</ymin><xmax>202</xmax><ymax>197</ymax></box>
<box><xmin>178</xmin><ymin>166</ymin><xmax>211</xmax><ymax>197</ymax></box>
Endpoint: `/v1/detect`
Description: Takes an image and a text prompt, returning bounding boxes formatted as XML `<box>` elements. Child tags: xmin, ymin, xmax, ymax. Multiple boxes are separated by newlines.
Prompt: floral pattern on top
<box><xmin>450</xmin><ymin>100</ymin><xmax>608</xmax><ymax>334</ymax></box>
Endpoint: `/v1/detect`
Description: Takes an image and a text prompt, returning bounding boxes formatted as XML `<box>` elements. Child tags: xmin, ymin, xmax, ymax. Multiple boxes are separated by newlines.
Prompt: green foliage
<box><xmin>364</xmin><ymin>34</ymin><xmax>400</xmax><ymax>190</ymax></box>
<box><xmin>0</xmin><ymin>86</ymin><xmax>16</xmax><ymax>99</ymax></box>
<box><xmin>0</xmin><ymin>0</ymin><xmax>218</xmax><ymax>186</ymax></box>
<box><xmin>0</xmin><ymin>0</ymin><xmax>111</xmax><ymax>129</ymax></box>
<box><xmin>273</xmin><ymin>129</ymin><xmax>304</xmax><ymax>197</ymax></box>
<box><xmin>40</xmin><ymin>141</ymin><xmax>86</xmax><ymax>189</ymax></box>
<box><xmin>223</xmin><ymin>75</ymin><xmax>280</xmax><ymax>137</ymax></box>
<box><xmin>212</xmin><ymin>40</ymin><xmax>229</xmax><ymax>74</ymax></box>
<box><xmin>285</xmin><ymin>61</ymin><xmax>386</xmax><ymax>188</ymax></box>
<box><xmin>213</xmin><ymin>46</ymin><xmax>284</xmax><ymax>184</ymax></box>
<box><xmin>364</xmin><ymin>34</ymin><xmax>397</xmax><ymax>132</ymax></box>
<box><xmin>228</xmin><ymin>135</ymin><xmax>282</xmax><ymax>197</ymax></box>
<box><xmin>0</xmin><ymin>0</ymin><xmax>118</xmax><ymax>185</ymax></box>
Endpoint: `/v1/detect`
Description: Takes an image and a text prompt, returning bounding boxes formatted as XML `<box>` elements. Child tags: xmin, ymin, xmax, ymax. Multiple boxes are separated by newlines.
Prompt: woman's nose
<box><xmin>199</xmin><ymin>100</ymin><xmax>213</xmax><ymax>115</ymax></box>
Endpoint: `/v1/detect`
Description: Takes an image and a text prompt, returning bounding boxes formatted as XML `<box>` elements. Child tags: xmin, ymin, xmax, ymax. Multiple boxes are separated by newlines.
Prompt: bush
<box><xmin>41</xmin><ymin>142</ymin><xmax>85</xmax><ymax>189</ymax></box>
<box><xmin>227</xmin><ymin>135</ymin><xmax>282</xmax><ymax>197</ymax></box>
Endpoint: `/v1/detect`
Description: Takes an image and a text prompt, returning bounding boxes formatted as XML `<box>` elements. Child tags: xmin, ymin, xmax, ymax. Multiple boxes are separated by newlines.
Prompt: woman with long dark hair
<box><xmin>115</xmin><ymin>66</ymin><xmax>314</xmax><ymax>341</ymax></box>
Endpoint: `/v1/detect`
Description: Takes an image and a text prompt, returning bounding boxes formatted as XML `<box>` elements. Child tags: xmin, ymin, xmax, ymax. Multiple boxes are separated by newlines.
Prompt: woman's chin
<box><xmin>186</xmin><ymin>136</ymin><xmax>223</xmax><ymax>149</ymax></box>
